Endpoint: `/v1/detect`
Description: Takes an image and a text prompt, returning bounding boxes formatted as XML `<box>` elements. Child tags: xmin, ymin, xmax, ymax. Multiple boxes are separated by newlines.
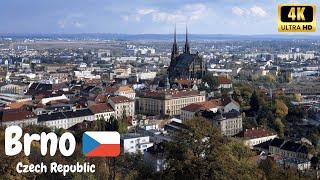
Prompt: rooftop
<box><xmin>1</xmin><ymin>109</ymin><xmax>36</xmax><ymax>122</ymax></box>
<box><xmin>105</xmin><ymin>85</ymin><xmax>134</xmax><ymax>94</ymax></box>
<box><xmin>109</xmin><ymin>96</ymin><xmax>133</xmax><ymax>104</ymax></box>
<box><xmin>89</xmin><ymin>103</ymin><xmax>114</xmax><ymax>114</ymax></box>
<box><xmin>121</xmin><ymin>133</ymin><xmax>148</xmax><ymax>139</ymax></box>
<box><xmin>181</xmin><ymin>100</ymin><xmax>220</xmax><ymax>112</ymax></box>
<box><xmin>217</xmin><ymin>76</ymin><xmax>232</xmax><ymax>85</ymax></box>
<box><xmin>238</xmin><ymin>127</ymin><xmax>276</xmax><ymax>139</ymax></box>
<box><xmin>38</xmin><ymin>108</ymin><xmax>94</xmax><ymax>122</ymax></box>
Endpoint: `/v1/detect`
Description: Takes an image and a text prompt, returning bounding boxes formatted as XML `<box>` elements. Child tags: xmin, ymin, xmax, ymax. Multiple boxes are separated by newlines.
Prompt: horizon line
<box><xmin>0</xmin><ymin>33</ymin><xmax>319</xmax><ymax>36</ymax></box>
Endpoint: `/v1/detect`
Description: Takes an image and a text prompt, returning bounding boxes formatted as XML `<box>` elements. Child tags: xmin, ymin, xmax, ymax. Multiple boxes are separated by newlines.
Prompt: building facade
<box><xmin>108</xmin><ymin>96</ymin><xmax>135</xmax><ymax>118</ymax></box>
<box><xmin>89</xmin><ymin>103</ymin><xmax>115</xmax><ymax>121</ymax></box>
<box><xmin>137</xmin><ymin>89</ymin><xmax>206</xmax><ymax>116</ymax></box>
<box><xmin>269</xmin><ymin>138</ymin><xmax>309</xmax><ymax>160</ymax></box>
<box><xmin>38</xmin><ymin>109</ymin><xmax>95</xmax><ymax>129</ymax></box>
<box><xmin>0</xmin><ymin>110</ymin><xmax>37</xmax><ymax>127</ymax></box>
<box><xmin>238</xmin><ymin>127</ymin><xmax>277</xmax><ymax>148</ymax></box>
<box><xmin>121</xmin><ymin>133</ymin><xmax>154</xmax><ymax>154</ymax></box>
<box><xmin>200</xmin><ymin>110</ymin><xmax>243</xmax><ymax>136</ymax></box>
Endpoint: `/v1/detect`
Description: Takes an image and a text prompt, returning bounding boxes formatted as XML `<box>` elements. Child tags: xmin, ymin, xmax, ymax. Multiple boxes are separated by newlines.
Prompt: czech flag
<box><xmin>82</xmin><ymin>131</ymin><xmax>120</xmax><ymax>157</ymax></box>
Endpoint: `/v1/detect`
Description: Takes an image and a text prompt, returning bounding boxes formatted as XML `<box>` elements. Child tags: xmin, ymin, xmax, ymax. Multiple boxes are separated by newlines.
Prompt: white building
<box><xmin>238</xmin><ymin>127</ymin><xmax>277</xmax><ymax>148</ymax></box>
<box><xmin>136</xmin><ymin>71</ymin><xmax>157</xmax><ymax>81</ymax></box>
<box><xmin>0</xmin><ymin>84</ymin><xmax>27</xmax><ymax>94</ymax></box>
<box><xmin>74</xmin><ymin>71</ymin><xmax>101</xmax><ymax>80</ymax></box>
<box><xmin>89</xmin><ymin>103</ymin><xmax>115</xmax><ymax>121</ymax></box>
<box><xmin>38</xmin><ymin>109</ymin><xmax>94</xmax><ymax>129</ymax></box>
<box><xmin>41</xmin><ymin>94</ymin><xmax>69</xmax><ymax>105</ymax></box>
<box><xmin>121</xmin><ymin>133</ymin><xmax>154</xmax><ymax>154</ymax></box>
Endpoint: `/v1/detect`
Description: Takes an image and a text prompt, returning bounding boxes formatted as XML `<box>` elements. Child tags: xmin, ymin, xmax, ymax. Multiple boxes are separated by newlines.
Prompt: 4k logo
<box><xmin>278</xmin><ymin>4</ymin><xmax>316</xmax><ymax>32</ymax></box>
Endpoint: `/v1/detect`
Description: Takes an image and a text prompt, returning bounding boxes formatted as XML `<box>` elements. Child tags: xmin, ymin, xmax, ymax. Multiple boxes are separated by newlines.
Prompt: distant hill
<box><xmin>1</xmin><ymin>33</ymin><xmax>320</xmax><ymax>41</ymax></box>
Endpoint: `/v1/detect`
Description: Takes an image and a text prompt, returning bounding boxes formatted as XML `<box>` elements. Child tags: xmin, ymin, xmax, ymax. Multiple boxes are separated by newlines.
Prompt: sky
<box><xmin>0</xmin><ymin>0</ymin><xmax>319</xmax><ymax>35</ymax></box>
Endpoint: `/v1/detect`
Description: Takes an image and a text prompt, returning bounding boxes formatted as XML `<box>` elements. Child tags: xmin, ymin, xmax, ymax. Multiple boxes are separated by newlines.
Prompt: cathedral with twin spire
<box><xmin>167</xmin><ymin>26</ymin><xmax>206</xmax><ymax>83</ymax></box>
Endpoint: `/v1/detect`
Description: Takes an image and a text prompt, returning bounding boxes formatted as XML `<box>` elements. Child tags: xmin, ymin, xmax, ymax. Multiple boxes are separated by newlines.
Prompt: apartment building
<box><xmin>0</xmin><ymin>110</ymin><xmax>37</xmax><ymax>127</ymax></box>
<box><xmin>108</xmin><ymin>96</ymin><xmax>135</xmax><ymax>118</ymax></box>
<box><xmin>121</xmin><ymin>133</ymin><xmax>154</xmax><ymax>154</ymax></box>
<box><xmin>269</xmin><ymin>138</ymin><xmax>309</xmax><ymax>160</ymax></box>
<box><xmin>137</xmin><ymin>89</ymin><xmax>206</xmax><ymax>116</ymax></box>
<box><xmin>200</xmin><ymin>110</ymin><xmax>243</xmax><ymax>136</ymax></box>
<box><xmin>89</xmin><ymin>103</ymin><xmax>115</xmax><ymax>121</ymax></box>
<box><xmin>237</xmin><ymin>127</ymin><xmax>277</xmax><ymax>148</ymax></box>
<box><xmin>38</xmin><ymin>109</ymin><xmax>94</xmax><ymax>129</ymax></box>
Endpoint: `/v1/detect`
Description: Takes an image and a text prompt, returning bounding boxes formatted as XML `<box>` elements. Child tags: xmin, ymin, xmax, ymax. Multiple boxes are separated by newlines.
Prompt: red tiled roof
<box><xmin>218</xmin><ymin>76</ymin><xmax>232</xmax><ymax>84</ymax></box>
<box><xmin>109</xmin><ymin>96</ymin><xmax>133</xmax><ymax>104</ymax></box>
<box><xmin>198</xmin><ymin>100</ymin><xmax>220</xmax><ymax>109</ymax></box>
<box><xmin>95</xmin><ymin>94</ymin><xmax>108</xmax><ymax>103</ymax></box>
<box><xmin>1</xmin><ymin>110</ymin><xmax>36</xmax><ymax>122</ymax></box>
<box><xmin>181</xmin><ymin>103</ymin><xmax>206</xmax><ymax>112</ymax></box>
<box><xmin>181</xmin><ymin>100</ymin><xmax>220</xmax><ymax>112</ymax></box>
<box><xmin>238</xmin><ymin>127</ymin><xmax>276</xmax><ymax>139</ymax></box>
<box><xmin>89</xmin><ymin>103</ymin><xmax>114</xmax><ymax>114</ymax></box>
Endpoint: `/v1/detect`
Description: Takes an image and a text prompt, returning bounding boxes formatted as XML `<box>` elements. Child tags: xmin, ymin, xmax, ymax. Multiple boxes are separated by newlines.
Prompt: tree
<box><xmin>258</xmin><ymin>158</ymin><xmax>285</xmax><ymax>179</ymax></box>
<box><xmin>242</xmin><ymin>116</ymin><xmax>258</xmax><ymax>129</ymax></box>
<box><xmin>202</xmin><ymin>74</ymin><xmax>219</xmax><ymax>90</ymax></box>
<box><xmin>274</xmin><ymin>118</ymin><xmax>285</xmax><ymax>137</ymax></box>
<box><xmin>117</xmin><ymin>118</ymin><xmax>128</xmax><ymax>134</ymax></box>
<box><xmin>293</xmin><ymin>93</ymin><xmax>302</xmax><ymax>102</ymax></box>
<box><xmin>275</xmin><ymin>99</ymin><xmax>288</xmax><ymax>118</ymax></box>
<box><xmin>250</xmin><ymin>91</ymin><xmax>260</xmax><ymax>113</ymax></box>
<box><xmin>106</xmin><ymin>116</ymin><xmax>119</xmax><ymax>131</ymax></box>
<box><xmin>164</xmin><ymin>118</ymin><xmax>262</xmax><ymax>179</ymax></box>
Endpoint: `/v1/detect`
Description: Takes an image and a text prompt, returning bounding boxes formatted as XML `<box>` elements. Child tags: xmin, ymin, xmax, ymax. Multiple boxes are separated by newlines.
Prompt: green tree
<box><xmin>202</xmin><ymin>74</ymin><xmax>219</xmax><ymax>90</ymax></box>
<box><xmin>274</xmin><ymin>118</ymin><xmax>285</xmax><ymax>137</ymax></box>
<box><xmin>250</xmin><ymin>91</ymin><xmax>260</xmax><ymax>113</ymax></box>
<box><xmin>106</xmin><ymin>116</ymin><xmax>119</xmax><ymax>131</ymax></box>
<box><xmin>164</xmin><ymin>118</ymin><xmax>262</xmax><ymax>179</ymax></box>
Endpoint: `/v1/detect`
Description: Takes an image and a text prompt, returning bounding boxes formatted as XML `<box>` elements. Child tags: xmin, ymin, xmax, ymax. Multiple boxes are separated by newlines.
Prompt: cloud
<box><xmin>124</xmin><ymin>3</ymin><xmax>210</xmax><ymax>24</ymax></box>
<box><xmin>137</xmin><ymin>8</ymin><xmax>155</xmax><ymax>15</ymax></box>
<box><xmin>231</xmin><ymin>7</ymin><xmax>245</xmax><ymax>16</ymax></box>
<box><xmin>58</xmin><ymin>14</ymin><xmax>85</xmax><ymax>29</ymax></box>
<box><xmin>152</xmin><ymin>12</ymin><xmax>186</xmax><ymax>23</ymax></box>
<box><xmin>231</xmin><ymin>5</ymin><xmax>267</xmax><ymax>17</ymax></box>
<box><xmin>250</xmin><ymin>6</ymin><xmax>267</xmax><ymax>17</ymax></box>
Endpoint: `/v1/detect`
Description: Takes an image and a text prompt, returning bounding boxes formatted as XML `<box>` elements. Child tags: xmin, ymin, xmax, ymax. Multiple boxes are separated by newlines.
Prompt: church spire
<box><xmin>171</xmin><ymin>25</ymin><xmax>178</xmax><ymax>57</ymax></box>
<box><xmin>184</xmin><ymin>25</ymin><xmax>190</xmax><ymax>54</ymax></box>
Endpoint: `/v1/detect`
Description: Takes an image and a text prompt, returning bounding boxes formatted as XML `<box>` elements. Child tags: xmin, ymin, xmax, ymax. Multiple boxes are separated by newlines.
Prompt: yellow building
<box><xmin>137</xmin><ymin>89</ymin><xmax>205</xmax><ymax>116</ymax></box>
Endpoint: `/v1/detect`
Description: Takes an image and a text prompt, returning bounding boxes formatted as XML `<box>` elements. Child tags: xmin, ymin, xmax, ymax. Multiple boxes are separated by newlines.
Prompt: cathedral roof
<box><xmin>175</xmin><ymin>53</ymin><xmax>200</xmax><ymax>68</ymax></box>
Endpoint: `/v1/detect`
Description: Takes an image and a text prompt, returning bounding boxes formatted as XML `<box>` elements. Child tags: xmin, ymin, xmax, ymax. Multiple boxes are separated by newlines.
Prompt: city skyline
<box><xmin>1</xmin><ymin>0</ymin><xmax>319</xmax><ymax>35</ymax></box>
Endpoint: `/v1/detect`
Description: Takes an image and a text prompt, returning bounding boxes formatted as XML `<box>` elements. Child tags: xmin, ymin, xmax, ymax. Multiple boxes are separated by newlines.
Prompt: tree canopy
<box><xmin>164</xmin><ymin>118</ymin><xmax>262</xmax><ymax>179</ymax></box>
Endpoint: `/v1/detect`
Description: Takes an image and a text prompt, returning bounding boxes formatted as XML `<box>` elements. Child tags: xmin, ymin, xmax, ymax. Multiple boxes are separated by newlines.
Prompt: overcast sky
<box><xmin>0</xmin><ymin>0</ymin><xmax>319</xmax><ymax>34</ymax></box>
